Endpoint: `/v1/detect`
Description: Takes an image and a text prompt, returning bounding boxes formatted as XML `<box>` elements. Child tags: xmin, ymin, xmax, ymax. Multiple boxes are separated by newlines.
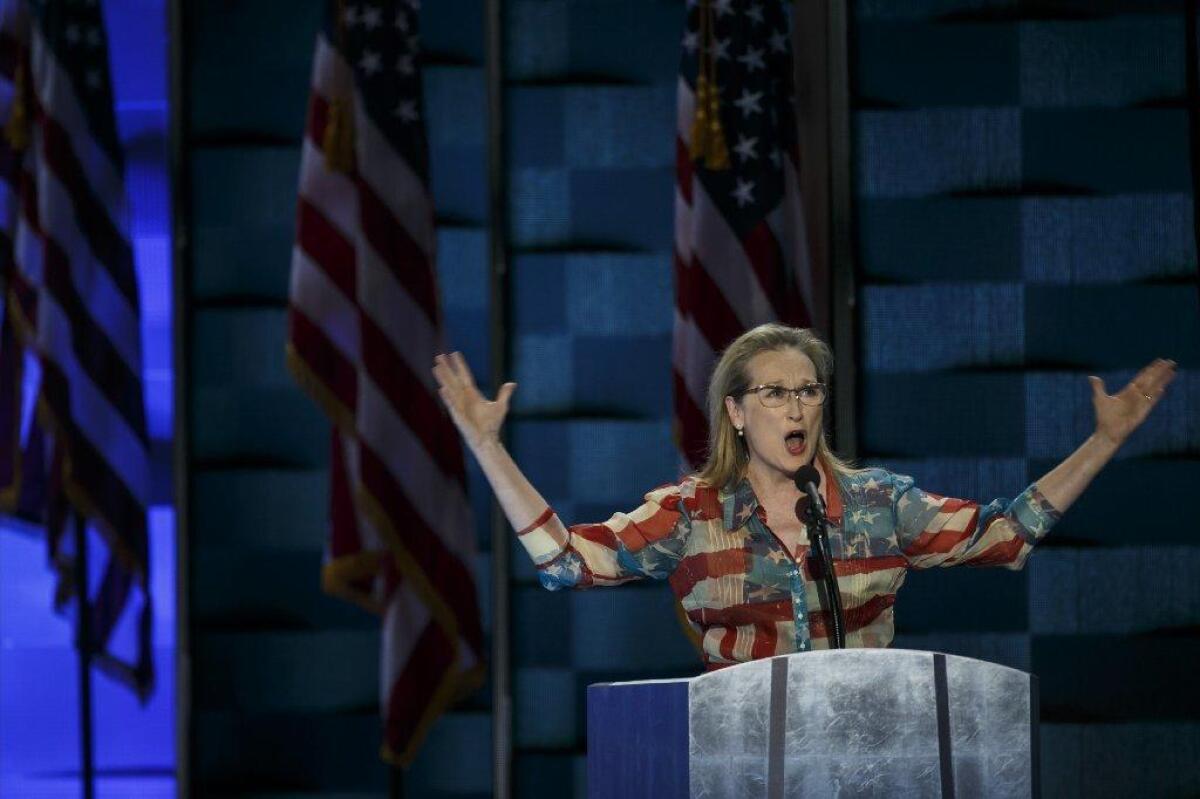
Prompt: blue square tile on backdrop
<box><xmin>856</xmin><ymin>21</ymin><xmax>1018</xmax><ymax>107</ymax></box>
<box><xmin>564</xmin><ymin>254</ymin><xmax>672</xmax><ymax>336</ymax></box>
<box><xmin>1019</xmin><ymin>18</ymin><xmax>1183</xmax><ymax>108</ymax></box>
<box><xmin>570</xmin><ymin>168</ymin><xmax>673</xmax><ymax>251</ymax></box>
<box><xmin>425</xmin><ymin>68</ymin><xmax>487</xmax><ymax>149</ymax></box>
<box><xmin>506</xmin><ymin>0</ymin><xmax>569</xmax><ymax>79</ymax></box>
<box><xmin>510</xmin><ymin>167</ymin><xmax>571</xmax><ymax>246</ymax></box>
<box><xmin>571</xmin><ymin>334</ymin><xmax>671</xmax><ymax>418</ymax></box>
<box><xmin>567</xmin><ymin>420</ymin><xmax>677</xmax><ymax>505</ymax></box>
<box><xmin>513</xmin><ymin>334</ymin><xmax>574</xmax><ymax>411</ymax></box>
<box><xmin>510</xmin><ymin>420</ymin><xmax>572</xmax><ymax>498</ymax></box>
<box><xmin>430</xmin><ymin>145</ymin><xmax>488</xmax><ymax>223</ymax></box>
<box><xmin>860</xmin><ymin>373</ymin><xmax>1025</xmax><ymax>457</ymax></box>
<box><xmin>567</xmin><ymin>1</ymin><xmax>680</xmax><ymax>83</ymax></box>
<box><xmin>424</xmin><ymin>0</ymin><xmax>486</xmax><ymax>62</ymax></box>
<box><xmin>508</xmin><ymin>87</ymin><xmax>566</xmax><ymax>168</ymax></box>
<box><xmin>1020</xmin><ymin>196</ymin><xmax>1195</xmax><ymax>284</ymax></box>
<box><xmin>1025</xmin><ymin>286</ymin><xmax>1199</xmax><ymax>368</ymax></box>
<box><xmin>512</xmin><ymin>254</ymin><xmax>568</xmax><ymax>333</ymax></box>
<box><xmin>438</xmin><ymin>228</ymin><xmax>488</xmax><ymax>311</ymax></box>
<box><xmin>857</xmin><ymin>198</ymin><xmax>1021</xmax><ymax>281</ymax></box>
<box><xmin>860</xmin><ymin>284</ymin><xmax>1024</xmax><ymax>372</ymax></box>
<box><xmin>1023</xmin><ymin>109</ymin><xmax>1190</xmax><ymax>194</ymax></box>
<box><xmin>564</xmin><ymin>85</ymin><xmax>675</xmax><ymax>169</ymax></box>
<box><xmin>856</xmin><ymin>109</ymin><xmax>1021</xmax><ymax>198</ymax></box>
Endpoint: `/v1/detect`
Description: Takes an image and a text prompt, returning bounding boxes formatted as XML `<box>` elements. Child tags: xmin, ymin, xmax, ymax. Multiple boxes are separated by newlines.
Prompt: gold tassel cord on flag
<box><xmin>323</xmin><ymin>0</ymin><xmax>356</xmax><ymax>172</ymax></box>
<box><xmin>323</xmin><ymin>96</ymin><xmax>356</xmax><ymax>173</ymax></box>
<box><xmin>689</xmin><ymin>0</ymin><xmax>730</xmax><ymax>170</ymax></box>
<box><xmin>5</xmin><ymin>57</ymin><xmax>29</xmax><ymax>152</ymax></box>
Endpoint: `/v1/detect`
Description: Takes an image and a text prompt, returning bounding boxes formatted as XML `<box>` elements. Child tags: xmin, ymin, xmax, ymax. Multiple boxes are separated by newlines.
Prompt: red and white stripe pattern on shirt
<box><xmin>0</xmin><ymin>0</ymin><xmax>152</xmax><ymax>695</ymax></box>
<box><xmin>672</xmin><ymin>0</ymin><xmax>825</xmax><ymax>469</ymax></box>
<box><xmin>285</xmin><ymin>26</ymin><xmax>483</xmax><ymax>765</ymax></box>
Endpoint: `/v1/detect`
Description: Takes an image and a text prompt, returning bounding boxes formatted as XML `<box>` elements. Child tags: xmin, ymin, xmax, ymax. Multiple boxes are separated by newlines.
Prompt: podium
<box><xmin>587</xmin><ymin>649</ymin><xmax>1039</xmax><ymax>798</ymax></box>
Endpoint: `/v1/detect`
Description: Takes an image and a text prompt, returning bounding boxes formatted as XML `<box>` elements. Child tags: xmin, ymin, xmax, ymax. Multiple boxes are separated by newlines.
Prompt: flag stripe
<box><xmin>34</xmin><ymin>104</ymin><xmax>137</xmax><ymax>304</ymax></box>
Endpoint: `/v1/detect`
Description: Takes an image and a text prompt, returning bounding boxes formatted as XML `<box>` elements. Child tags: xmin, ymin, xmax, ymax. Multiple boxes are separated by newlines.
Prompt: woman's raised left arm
<box><xmin>1035</xmin><ymin>358</ymin><xmax>1176</xmax><ymax>514</ymax></box>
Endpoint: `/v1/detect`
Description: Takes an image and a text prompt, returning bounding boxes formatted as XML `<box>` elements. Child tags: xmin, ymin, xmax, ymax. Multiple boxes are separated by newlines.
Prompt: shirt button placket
<box><xmin>790</xmin><ymin>565</ymin><xmax>810</xmax><ymax>652</ymax></box>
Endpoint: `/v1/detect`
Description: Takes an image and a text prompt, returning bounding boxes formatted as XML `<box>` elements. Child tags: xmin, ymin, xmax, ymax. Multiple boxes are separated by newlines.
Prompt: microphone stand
<box><xmin>797</xmin><ymin>497</ymin><xmax>846</xmax><ymax>649</ymax></box>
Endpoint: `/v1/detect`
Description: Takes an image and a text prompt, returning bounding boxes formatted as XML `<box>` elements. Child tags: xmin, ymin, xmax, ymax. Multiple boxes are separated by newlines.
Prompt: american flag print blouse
<box><xmin>515</xmin><ymin>459</ymin><xmax>1061</xmax><ymax>670</ymax></box>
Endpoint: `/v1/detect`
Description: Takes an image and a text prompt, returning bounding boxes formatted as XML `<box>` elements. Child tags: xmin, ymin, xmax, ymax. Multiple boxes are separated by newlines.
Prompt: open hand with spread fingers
<box><xmin>1089</xmin><ymin>358</ymin><xmax>1177</xmax><ymax>448</ymax></box>
<box><xmin>432</xmin><ymin>352</ymin><xmax>516</xmax><ymax>452</ymax></box>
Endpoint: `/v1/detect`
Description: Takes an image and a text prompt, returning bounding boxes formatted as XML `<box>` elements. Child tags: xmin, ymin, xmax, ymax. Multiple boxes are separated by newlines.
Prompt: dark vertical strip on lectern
<box><xmin>933</xmin><ymin>654</ymin><xmax>956</xmax><ymax>799</ymax></box>
<box><xmin>1030</xmin><ymin>674</ymin><xmax>1041</xmax><ymax>799</ymax></box>
<box><xmin>766</xmin><ymin>656</ymin><xmax>789</xmax><ymax>799</ymax></box>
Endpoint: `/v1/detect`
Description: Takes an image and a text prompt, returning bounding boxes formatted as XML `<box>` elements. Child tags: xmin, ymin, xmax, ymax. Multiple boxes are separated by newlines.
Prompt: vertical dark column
<box><xmin>486</xmin><ymin>0</ymin><xmax>512</xmax><ymax>796</ymax></box>
<box><xmin>167</xmin><ymin>0</ymin><xmax>191</xmax><ymax>794</ymax></box>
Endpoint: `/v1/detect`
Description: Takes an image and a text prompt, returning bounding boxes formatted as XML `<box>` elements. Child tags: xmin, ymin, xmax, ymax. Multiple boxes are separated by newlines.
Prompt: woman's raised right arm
<box><xmin>432</xmin><ymin>351</ymin><xmax>548</xmax><ymax>532</ymax></box>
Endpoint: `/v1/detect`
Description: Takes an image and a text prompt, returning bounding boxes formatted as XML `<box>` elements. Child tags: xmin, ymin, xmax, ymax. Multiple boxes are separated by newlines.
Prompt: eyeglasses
<box><xmin>740</xmin><ymin>383</ymin><xmax>828</xmax><ymax>408</ymax></box>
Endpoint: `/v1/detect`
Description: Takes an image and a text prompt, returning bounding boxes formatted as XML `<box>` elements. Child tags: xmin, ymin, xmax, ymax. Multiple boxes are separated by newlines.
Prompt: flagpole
<box><xmin>73</xmin><ymin>515</ymin><xmax>96</xmax><ymax>799</ymax></box>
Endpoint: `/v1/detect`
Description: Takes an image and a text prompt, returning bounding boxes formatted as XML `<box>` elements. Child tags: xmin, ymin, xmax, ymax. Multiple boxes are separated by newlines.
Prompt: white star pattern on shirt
<box><xmin>343</xmin><ymin>4</ymin><xmax>361</xmax><ymax>27</ymax></box>
<box><xmin>394</xmin><ymin>99</ymin><xmax>419</xmax><ymax>123</ymax></box>
<box><xmin>731</xmin><ymin>179</ymin><xmax>755</xmax><ymax>207</ymax></box>
<box><xmin>734</xmin><ymin>89</ymin><xmax>763</xmax><ymax>117</ymax></box>
<box><xmin>84</xmin><ymin>68</ymin><xmax>101</xmax><ymax>90</ymax></box>
<box><xmin>746</xmin><ymin>3</ymin><xmax>764</xmax><ymax>24</ymax></box>
<box><xmin>361</xmin><ymin>5</ymin><xmax>382</xmax><ymax>29</ymax></box>
<box><xmin>682</xmin><ymin>29</ymin><xmax>699</xmax><ymax>54</ymax></box>
<box><xmin>770</xmin><ymin>30</ymin><xmax>788</xmax><ymax>53</ymax></box>
<box><xmin>395</xmin><ymin>10</ymin><xmax>409</xmax><ymax>31</ymax></box>
<box><xmin>359</xmin><ymin>49</ymin><xmax>382</xmax><ymax>76</ymax></box>
<box><xmin>713</xmin><ymin>0</ymin><xmax>734</xmax><ymax>17</ymax></box>
<box><xmin>712</xmin><ymin>37</ymin><xmax>730</xmax><ymax>61</ymax></box>
<box><xmin>863</xmin><ymin>477</ymin><xmax>881</xmax><ymax>492</ymax></box>
<box><xmin>396</xmin><ymin>53</ymin><xmax>414</xmax><ymax>75</ymax></box>
<box><xmin>733</xmin><ymin>134</ymin><xmax>758</xmax><ymax>161</ymax></box>
<box><xmin>85</xmin><ymin>27</ymin><xmax>101</xmax><ymax>48</ymax></box>
<box><xmin>65</xmin><ymin>24</ymin><xmax>81</xmax><ymax>44</ymax></box>
<box><xmin>737</xmin><ymin>46</ymin><xmax>765</xmax><ymax>73</ymax></box>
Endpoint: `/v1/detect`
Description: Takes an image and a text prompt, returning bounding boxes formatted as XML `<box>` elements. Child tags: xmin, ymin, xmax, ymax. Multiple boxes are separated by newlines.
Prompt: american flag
<box><xmin>286</xmin><ymin>0</ymin><xmax>484</xmax><ymax>765</ymax></box>
<box><xmin>0</xmin><ymin>0</ymin><xmax>152</xmax><ymax>695</ymax></box>
<box><xmin>673</xmin><ymin>0</ymin><xmax>822</xmax><ymax>468</ymax></box>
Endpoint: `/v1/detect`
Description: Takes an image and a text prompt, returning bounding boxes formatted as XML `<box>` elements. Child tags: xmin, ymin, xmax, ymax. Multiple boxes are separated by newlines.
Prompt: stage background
<box><xmin>171</xmin><ymin>0</ymin><xmax>1200</xmax><ymax>797</ymax></box>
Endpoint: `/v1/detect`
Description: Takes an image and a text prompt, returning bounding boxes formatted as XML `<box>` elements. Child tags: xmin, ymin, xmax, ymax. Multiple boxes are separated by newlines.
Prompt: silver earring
<box><xmin>736</xmin><ymin>427</ymin><xmax>744</xmax><ymax>437</ymax></box>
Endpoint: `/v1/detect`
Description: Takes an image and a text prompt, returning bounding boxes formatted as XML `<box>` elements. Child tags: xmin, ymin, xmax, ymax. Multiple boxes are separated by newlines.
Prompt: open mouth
<box><xmin>784</xmin><ymin>429</ymin><xmax>807</xmax><ymax>456</ymax></box>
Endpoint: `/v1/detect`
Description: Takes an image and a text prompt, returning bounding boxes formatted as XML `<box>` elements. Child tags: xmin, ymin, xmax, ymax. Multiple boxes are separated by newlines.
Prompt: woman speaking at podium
<box><xmin>432</xmin><ymin>324</ymin><xmax>1174</xmax><ymax>669</ymax></box>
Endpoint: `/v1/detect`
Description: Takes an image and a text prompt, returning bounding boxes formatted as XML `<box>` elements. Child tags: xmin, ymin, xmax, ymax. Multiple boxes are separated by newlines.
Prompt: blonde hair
<box><xmin>694</xmin><ymin>324</ymin><xmax>858</xmax><ymax>490</ymax></box>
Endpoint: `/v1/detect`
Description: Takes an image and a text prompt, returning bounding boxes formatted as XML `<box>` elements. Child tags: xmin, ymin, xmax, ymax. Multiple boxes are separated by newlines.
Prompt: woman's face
<box><xmin>724</xmin><ymin>347</ymin><xmax>824</xmax><ymax>482</ymax></box>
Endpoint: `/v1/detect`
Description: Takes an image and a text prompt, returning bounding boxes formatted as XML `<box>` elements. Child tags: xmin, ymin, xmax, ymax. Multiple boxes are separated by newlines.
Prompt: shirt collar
<box><xmin>721</xmin><ymin>476</ymin><xmax>760</xmax><ymax>530</ymax></box>
<box><xmin>720</xmin><ymin>457</ymin><xmax>842</xmax><ymax>530</ymax></box>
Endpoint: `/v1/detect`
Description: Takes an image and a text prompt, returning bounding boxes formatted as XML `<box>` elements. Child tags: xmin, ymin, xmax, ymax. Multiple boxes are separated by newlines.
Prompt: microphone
<box><xmin>793</xmin><ymin>463</ymin><xmax>846</xmax><ymax>648</ymax></box>
<box><xmin>793</xmin><ymin>464</ymin><xmax>826</xmax><ymax>522</ymax></box>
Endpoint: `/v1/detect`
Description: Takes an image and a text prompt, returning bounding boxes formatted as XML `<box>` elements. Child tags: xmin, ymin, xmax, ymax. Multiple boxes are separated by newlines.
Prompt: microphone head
<box><xmin>793</xmin><ymin>464</ymin><xmax>820</xmax><ymax>491</ymax></box>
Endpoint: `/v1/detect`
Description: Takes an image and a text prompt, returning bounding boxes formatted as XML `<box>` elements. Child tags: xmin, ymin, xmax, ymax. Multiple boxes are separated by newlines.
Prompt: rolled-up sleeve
<box><xmin>891</xmin><ymin>473</ymin><xmax>1061</xmax><ymax>570</ymax></box>
<box><xmin>516</xmin><ymin>484</ymin><xmax>692</xmax><ymax>590</ymax></box>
